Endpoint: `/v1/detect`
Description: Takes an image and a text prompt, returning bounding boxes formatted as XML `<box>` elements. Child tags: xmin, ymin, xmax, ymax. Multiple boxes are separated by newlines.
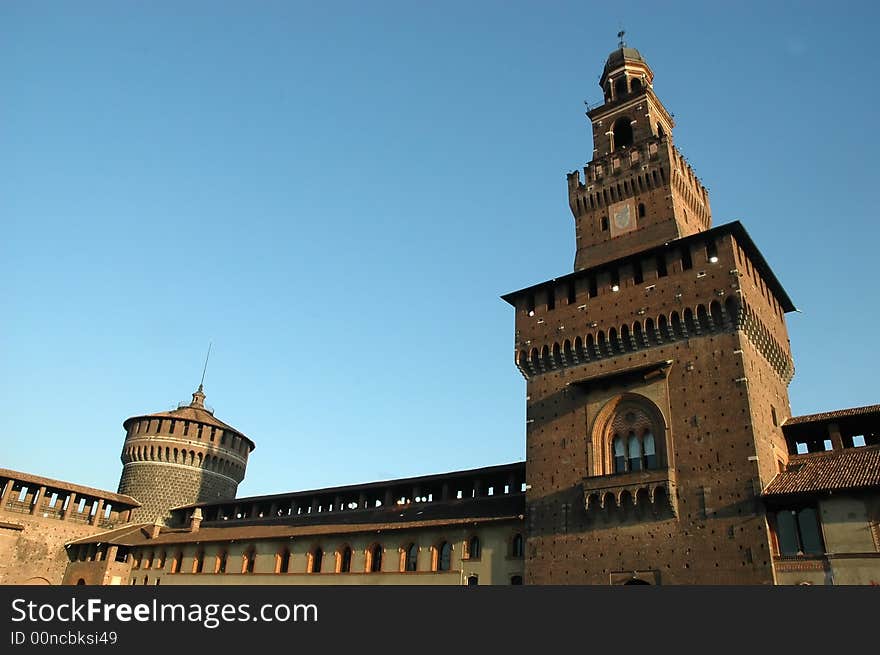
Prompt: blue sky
<box><xmin>2</xmin><ymin>1</ymin><xmax>878</xmax><ymax>497</ymax></box>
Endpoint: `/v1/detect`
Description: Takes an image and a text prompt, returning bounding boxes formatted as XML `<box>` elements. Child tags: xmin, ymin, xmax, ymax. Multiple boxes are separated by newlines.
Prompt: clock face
<box><xmin>609</xmin><ymin>200</ymin><xmax>637</xmax><ymax>237</ymax></box>
<box><xmin>613</xmin><ymin>204</ymin><xmax>632</xmax><ymax>230</ymax></box>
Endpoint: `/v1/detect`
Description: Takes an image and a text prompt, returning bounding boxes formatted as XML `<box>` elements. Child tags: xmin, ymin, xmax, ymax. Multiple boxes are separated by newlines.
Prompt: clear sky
<box><xmin>2</xmin><ymin>1</ymin><xmax>878</xmax><ymax>497</ymax></box>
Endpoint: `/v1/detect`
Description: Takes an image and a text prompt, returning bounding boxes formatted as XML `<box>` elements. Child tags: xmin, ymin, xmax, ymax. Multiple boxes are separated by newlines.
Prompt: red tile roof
<box><xmin>784</xmin><ymin>404</ymin><xmax>880</xmax><ymax>426</ymax></box>
<box><xmin>762</xmin><ymin>445</ymin><xmax>880</xmax><ymax>496</ymax></box>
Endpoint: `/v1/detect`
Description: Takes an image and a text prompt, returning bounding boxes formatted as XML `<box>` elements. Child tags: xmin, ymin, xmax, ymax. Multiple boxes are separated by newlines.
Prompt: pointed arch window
<box><xmin>627</xmin><ymin>432</ymin><xmax>643</xmax><ymax>472</ymax></box>
<box><xmin>613</xmin><ymin>436</ymin><xmax>626</xmax><ymax>473</ymax></box>
<box><xmin>404</xmin><ymin>543</ymin><xmax>418</xmax><ymax>572</ymax></box>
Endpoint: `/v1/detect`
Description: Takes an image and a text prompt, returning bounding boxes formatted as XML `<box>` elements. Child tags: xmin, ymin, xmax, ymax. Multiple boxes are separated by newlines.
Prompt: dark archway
<box><xmin>612</xmin><ymin>117</ymin><xmax>634</xmax><ymax>150</ymax></box>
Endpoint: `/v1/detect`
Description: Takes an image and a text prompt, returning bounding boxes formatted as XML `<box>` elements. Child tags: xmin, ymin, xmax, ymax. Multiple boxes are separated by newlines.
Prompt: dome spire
<box><xmin>617</xmin><ymin>28</ymin><xmax>626</xmax><ymax>49</ymax></box>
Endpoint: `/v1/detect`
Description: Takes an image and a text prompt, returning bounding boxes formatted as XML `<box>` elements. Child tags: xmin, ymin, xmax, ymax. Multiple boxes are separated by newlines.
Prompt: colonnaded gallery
<box><xmin>2</xmin><ymin>44</ymin><xmax>878</xmax><ymax>586</ymax></box>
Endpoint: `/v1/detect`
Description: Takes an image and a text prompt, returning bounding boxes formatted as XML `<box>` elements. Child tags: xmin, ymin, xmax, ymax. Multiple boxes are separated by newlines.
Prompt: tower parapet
<box><xmin>117</xmin><ymin>385</ymin><xmax>254</xmax><ymax>523</ymax></box>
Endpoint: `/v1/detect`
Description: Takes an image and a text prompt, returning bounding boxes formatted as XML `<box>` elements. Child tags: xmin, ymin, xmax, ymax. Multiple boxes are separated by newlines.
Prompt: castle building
<box><xmin>2</xmin><ymin>43</ymin><xmax>878</xmax><ymax>586</ymax></box>
<box><xmin>117</xmin><ymin>385</ymin><xmax>255</xmax><ymax>523</ymax></box>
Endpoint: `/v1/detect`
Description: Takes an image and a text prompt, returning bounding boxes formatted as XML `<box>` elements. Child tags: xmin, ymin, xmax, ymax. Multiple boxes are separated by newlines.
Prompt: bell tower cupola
<box><xmin>567</xmin><ymin>38</ymin><xmax>713</xmax><ymax>270</ymax></box>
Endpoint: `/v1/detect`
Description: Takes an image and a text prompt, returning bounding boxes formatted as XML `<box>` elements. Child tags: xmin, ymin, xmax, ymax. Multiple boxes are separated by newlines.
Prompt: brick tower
<box><xmin>503</xmin><ymin>42</ymin><xmax>797</xmax><ymax>584</ymax></box>
<box><xmin>117</xmin><ymin>385</ymin><xmax>254</xmax><ymax>523</ymax></box>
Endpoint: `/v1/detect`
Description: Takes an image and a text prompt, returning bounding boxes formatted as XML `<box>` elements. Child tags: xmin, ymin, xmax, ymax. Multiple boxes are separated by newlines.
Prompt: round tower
<box><xmin>117</xmin><ymin>385</ymin><xmax>255</xmax><ymax>523</ymax></box>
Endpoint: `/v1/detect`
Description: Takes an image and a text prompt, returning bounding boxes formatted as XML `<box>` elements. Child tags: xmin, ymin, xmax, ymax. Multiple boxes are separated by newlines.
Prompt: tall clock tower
<box><xmin>504</xmin><ymin>42</ymin><xmax>797</xmax><ymax>584</ymax></box>
<box><xmin>569</xmin><ymin>44</ymin><xmax>711</xmax><ymax>270</ymax></box>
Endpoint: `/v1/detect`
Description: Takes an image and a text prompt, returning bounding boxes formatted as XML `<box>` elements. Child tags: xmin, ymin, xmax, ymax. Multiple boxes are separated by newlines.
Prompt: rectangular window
<box><xmin>774</xmin><ymin>508</ymin><xmax>824</xmax><ymax>556</ymax></box>
<box><xmin>656</xmin><ymin>255</ymin><xmax>667</xmax><ymax>278</ymax></box>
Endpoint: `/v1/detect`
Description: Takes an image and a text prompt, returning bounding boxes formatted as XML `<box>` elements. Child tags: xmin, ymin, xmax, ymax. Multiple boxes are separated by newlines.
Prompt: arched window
<box><xmin>638</xmin><ymin>203</ymin><xmax>645</xmax><ymax>218</ymax></box>
<box><xmin>215</xmin><ymin>550</ymin><xmax>227</xmax><ymax>574</ymax></box>
<box><xmin>627</xmin><ymin>432</ymin><xmax>642</xmax><ymax>471</ymax></box>
<box><xmin>643</xmin><ymin>431</ymin><xmax>657</xmax><ymax>469</ymax></box>
<box><xmin>630</xmin><ymin>78</ymin><xmax>642</xmax><ymax>92</ymax></box>
<box><xmin>594</xmin><ymin>394</ymin><xmax>666</xmax><ymax>476</ymax></box>
<box><xmin>657</xmin><ymin>122</ymin><xmax>666</xmax><ymax>138</ymax></box>
<box><xmin>511</xmin><ymin>533</ymin><xmax>524</xmax><ymax>558</ymax></box>
<box><xmin>434</xmin><ymin>542</ymin><xmax>452</xmax><ymax>572</ymax></box>
<box><xmin>613</xmin><ymin>436</ymin><xmax>626</xmax><ymax>473</ymax></box>
<box><xmin>466</xmin><ymin>536</ymin><xmax>481</xmax><ymax>560</ymax></box>
<box><xmin>308</xmin><ymin>547</ymin><xmax>323</xmax><ymax>573</ymax></box>
<box><xmin>404</xmin><ymin>544</ymin><xmax>418</xmax><ymax>572</ymax></box>
<box><xmin>614</xmin><ymin>77</ymin><xmax>628</xmax><ymax>98</ymax></box>
<box><xmin>612</xmin><ymin>116</ymin><xmax>634</xmax><ymax>150</ymax></box>
<box><xmin>367</xmin><ymin>544</ymin><xmax>383</xmax><ymax>573</ymax></box>
<box><xmin>276</xmin><ymin>548</ymin><xmax>291</xmax><ymax>574</ymax></box>
<box><xmin>338</xmin><ymin>546</ymin><xmax>352</xmax><ymax>573</ymax></box>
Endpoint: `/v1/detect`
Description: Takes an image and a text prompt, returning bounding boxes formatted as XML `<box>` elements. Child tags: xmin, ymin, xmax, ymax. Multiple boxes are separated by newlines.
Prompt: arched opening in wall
<box><xmin>308</xmin><ymin>547</ymin><xmax>323</xmax><ymax>573</ymax></box>
<box><xmin>657</xmin><ymin>123</ymin><xmax>665</xmax><ymax>138</ymax></box>
<box><xmin>609</xmin><ymin>328</ymin><xmax>621</xmax><ymax>354</ymax></box>
<box><xmin>434</xmin><ymin>542</ymin><xmax>452</xmax><ymax>572</ymax></box>
<box><xmin>645</xmin><ymin>318</ymin><xmax>657</xmax><ymax>345</ymax></box>
<box><xmin>467</xmin><ymin>575</ymin><xmax>479</xmax><ymax>586</ymax></box>
<box><xmin>684</xmin><ymin>308</ymin><xmax>697</xmax><ymax>334</ymax></box>
<box><xmin>612</xmin><ymin>116</ymin><xmax>634</xmax><ymax>150</ymax></box>
<box><xmin>466</xmin><ymin>536</ymin><xmax>481</xmax><ymax>560</ymax></box>
<box><xmin>725</xmin><ymin>296</ymin><xmax>738</xmax><ymax>325</ymax></box>
<box><xmin>657</xmin><ymin>315</ymin><xmax>668</xmax><ymax>341</ymax></box>
<box><xmin>193</xmin><ymin>549</ymin><xmax>204</xmax><ymax>574</ymax></box>
<box><xmin>529</xmin><ymin>348</ymin><xmax>540</xmax><ymax>371</ymax></box>
<box><xmin>697</xmin><ymin>305</ymin><xmax>711</xmax><ymax>331</ymax></box>
<box><xmin>604</xmin><ymin>82</ymin><xmax>612</xmax><ymax>102</ymax></box>
<box><xmin>710</xmin><ymin>301</ymin><xmax>723</xmax><ymax>328</ymax></box>
<box><xmin>511</xmin><ymin>533</ymin><xmax>524</xmax><ymax>558</ymax></box>
<box><xmin>76</xmin><ymin>579</ymin><xmax>86</xmax><ymax>585</ymax></box>
<box><xmin>367</xmin><ymin>544</ymin><xmax>383</xmax><ymax>573</ymax></box>
<box><xmin>632</xmin><ymin>322</ymin><xmax>643</xmax><ymax>347</ymax></box>
<box><xmin>563</xmin><ymin>339</ymin><xmax>573</xmax><ymax>362</ymax></box>
<box><xmin>403</xmin><ymin>543</ymin><xmax>418</xmax><ymax>572</ymax></box>
<box><xmin>638</xmin><ymin>203</ymin><xmax>646</xmax><ymax>218</ymax></box>
<box><xmin>338</xmin><ymin>545</ymin><xmax>352</xmax><ymax>573</ymax></box>
<box><xmin>624</xmin><ymin>578</ymin><xmax>651</xmax><ymax>585</ymax></box>
<box><xmin>511</xmin><ymin>575</ymin><xmax>524</xmax><ymax>585</ymax></box>
<box><xmin>614</xmin><ymin>77</ymin><xmax>628</xmax><ymax>98</ymax></box>
<box><xmin>215</xmin><ymin>550</ymin><xmax>227</xmax><ymax>574</ymax></box>
<box><xmin>242</xmin><ymin>547</ymin><xmax>256</xmax><ymax>574</ymax></box>
<box><xmin>630</xmin><ymin>78</ymin><xmax>642</xmax><ymax>93</ymax></box>
<box><xmin>671</xmin><ymin>312</ymin><xmax>684</xmax><ymax>339</ymax></box>
<box><xmin>597</xmin><ymin>331</ymin><xmax>608</xmax><ymax>356</ymax></box>
<box><xmin>276</xmin><ymin>548</ymin><xmax>291</xmax><ymax>574</ymax></box>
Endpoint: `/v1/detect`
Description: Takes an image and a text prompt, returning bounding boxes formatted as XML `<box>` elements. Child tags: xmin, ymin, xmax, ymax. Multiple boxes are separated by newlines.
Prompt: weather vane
<box><xmin>617</xmin><ymin>28</ymin><xmax>626</xmax><ymax>48</ymax></box>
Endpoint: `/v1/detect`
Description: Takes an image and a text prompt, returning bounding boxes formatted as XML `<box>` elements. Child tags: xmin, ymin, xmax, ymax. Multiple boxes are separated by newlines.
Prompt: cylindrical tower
<box><xmin>117</xmin><ymin>385</ymin><xmax>255</xmax><ymax>523</ymax></box>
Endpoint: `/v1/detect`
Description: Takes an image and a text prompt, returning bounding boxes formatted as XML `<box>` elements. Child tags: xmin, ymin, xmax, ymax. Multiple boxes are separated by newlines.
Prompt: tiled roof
<box><xmin>762</xmin><ymin>445</ymin><xmax>880</xmax><ymax>497</ymax></box>
<box><xmin>784</xmin><ymin>404</ymin><xmax>880</xmax><ymax>426</ymax></box>
<box><xmin>0</xmin><ymin>468</ymin><xmax>140</xmax><ymax>507</ymax></box>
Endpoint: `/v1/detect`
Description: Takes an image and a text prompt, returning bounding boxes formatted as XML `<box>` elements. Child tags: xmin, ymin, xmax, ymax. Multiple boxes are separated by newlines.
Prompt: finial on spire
<box><xmin>617</xmin><ymin>29</ymin><xmax>626</xmax><ymax>49</ymax></box>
